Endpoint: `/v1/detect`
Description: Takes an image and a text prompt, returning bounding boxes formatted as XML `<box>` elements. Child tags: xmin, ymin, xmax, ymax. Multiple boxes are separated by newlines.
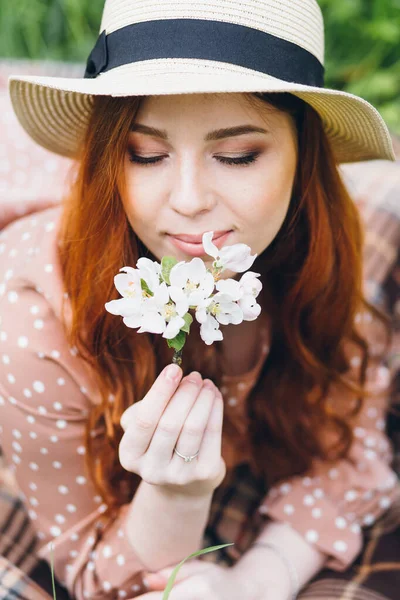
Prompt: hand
<box><xmin>138</xmin><ymin>559</ymin><xmax>256</xmax><ymax>599</ymax></box>
<box><xmin>144</xmin><ymin>558</ymin><xmax>228</xmax><ymax>590</ymax></box>
<box><xmin>119</xmin><ymin>364</ymin><xmax>226</xmax><ymax>497</ymax></box>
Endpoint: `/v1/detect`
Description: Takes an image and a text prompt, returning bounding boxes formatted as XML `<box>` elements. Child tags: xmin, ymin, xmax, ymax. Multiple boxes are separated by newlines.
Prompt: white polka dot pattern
<box><xmin>258</xmin><ymin>318</ymin><xmax>399</xmax><ymax>571</ymax></box>
<box><xmin>0</xmin><ymin>202</ymin><xmax>398</xmax><ymax>588</ymax></box>
<box><xmin>0</xmin><ymin>207</ymin><xmax>149</xmax><ymax>597</ymax></box>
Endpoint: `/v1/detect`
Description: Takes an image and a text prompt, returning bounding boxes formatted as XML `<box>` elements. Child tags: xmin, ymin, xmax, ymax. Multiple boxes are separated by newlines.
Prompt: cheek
<box><xmin>243</xmin><ymin>179</ymin><xmax>292</xmax><ymax>253</ymax></box>
<box><xmin>252</xmin><ymin>151</ymin><xmax>296</xmax><ymax>238</ymax></box>
<box><xmin>248</xmin><ymin>185</ymin><xmax>291</xmax><ymax>226</ymax></box>
<box><xmin>122</xmin><ymin>168</ymin><xmax>157</xmax><ymax>224</ymax></box>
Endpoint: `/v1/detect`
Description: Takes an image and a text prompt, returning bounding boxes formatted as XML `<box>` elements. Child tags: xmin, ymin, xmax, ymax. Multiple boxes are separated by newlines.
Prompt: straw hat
<box><xmin>8</xmin><ymin>0</ymin><xmax>396</xmax><ymax>163</ymax></box>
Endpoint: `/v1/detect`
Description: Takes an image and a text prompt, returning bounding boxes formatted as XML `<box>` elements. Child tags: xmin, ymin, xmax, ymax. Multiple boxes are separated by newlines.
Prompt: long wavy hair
<box><xmin>57</xmin><ymin>92</ymin><xmax>391</xmax><ymax>522</ymax></box>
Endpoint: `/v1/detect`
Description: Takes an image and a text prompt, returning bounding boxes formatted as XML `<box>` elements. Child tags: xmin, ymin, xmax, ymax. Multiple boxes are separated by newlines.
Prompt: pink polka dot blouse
<box><xmin>0</xmin><ymin>205</ymin><xmax>399</xmax><ymax>599</ymax></box>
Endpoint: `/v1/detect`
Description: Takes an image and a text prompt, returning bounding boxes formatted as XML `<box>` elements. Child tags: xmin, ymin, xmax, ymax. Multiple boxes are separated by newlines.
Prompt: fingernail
<box><xmin>165</xmin><ymin>363</ymin><xmax>181</xmax><ymax>381</ymax></box>
<box><xmin>187</xmin><ymin>371</ymin><xmax>201</xmax><ymax>384</ymax></box>
<box><xmin>143</xmin><ymin>573</ymin><xmax>166</xmax><ymax>587</ymax></box>
<box><xmin>203</xmin><ymin>379</ymin><xmax>214</xmax><ymax>389</ymax></box>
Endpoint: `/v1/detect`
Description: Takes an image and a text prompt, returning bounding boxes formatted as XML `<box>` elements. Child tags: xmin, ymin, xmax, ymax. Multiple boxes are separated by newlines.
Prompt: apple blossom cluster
<box><xmin>105</xmin><ymin>232</ymin><xmax>262</xmax><ymax>360</ymax></box>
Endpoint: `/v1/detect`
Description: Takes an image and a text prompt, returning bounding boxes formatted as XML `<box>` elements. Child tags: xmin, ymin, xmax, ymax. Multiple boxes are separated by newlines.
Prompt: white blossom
<box><xmin>104</xmin><ymin>267</ymin><xmax>144</xmax><ymax>320</ymax></box>
<box><xmin>202</xmin><ymin>231</ymin><xmax>257</xmax><ymax>273</ymax></box>
<box><xmin>168</xmin><ymin>257</ymin><xmax>215</xmax><ymax>314</ymax></box>
<box><xmin>137</xmin><ymin>282</ymin><xmax>186</xmax><ymax>339</ymax></box>
<box><xmin>196</xmin><ymin>291</ymin><xmax>243</xmax><ymax>344</ymax></box>
<box><xmin>215</xmin><ymin>271</ymin><xmax>262</xmax><ymax>321</ymax></box>
<box><xmin>105</xmin><ymin>231</ymin><xmax>263</xmax><ymax>348</ymax></box>
<box><xmin>198</xmin><ymin>314</ymin><xmax>224</xmax><ymax>346</ymax></box>
<box><xmin>237</xmin><ymin>271</ymin><xmax>262</xmax><ymax>321</ymax></box>
<box><xmin>136</xmin><ymin>257</ymin><xmax>162</xmax><ymax>292</ymax></box>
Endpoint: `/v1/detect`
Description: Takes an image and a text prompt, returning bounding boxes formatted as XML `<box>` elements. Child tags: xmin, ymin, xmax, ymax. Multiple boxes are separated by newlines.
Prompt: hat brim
<box><xmin>8</xmin><ymin>59</ymin><xmax>396</xmax><ymax>163</ymax></box>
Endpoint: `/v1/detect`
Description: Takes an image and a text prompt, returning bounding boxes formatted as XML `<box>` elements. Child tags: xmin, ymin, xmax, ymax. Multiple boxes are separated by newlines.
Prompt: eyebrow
<box><xmin>130</xmin><ymin>123</ymin><xmax>269</xmax><ymax>141</ymax></box>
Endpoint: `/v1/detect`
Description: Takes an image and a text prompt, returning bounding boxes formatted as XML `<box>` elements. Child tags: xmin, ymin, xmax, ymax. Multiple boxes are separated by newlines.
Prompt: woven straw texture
<box><xmin>7</xmin><ymin>0</ymin><xmax>396</xmax><ymax>163</ymax></box>
<box><xmin>100</xmin><ymin>0</ymin><xmax>325</xmax><ymax>63</ymax></box>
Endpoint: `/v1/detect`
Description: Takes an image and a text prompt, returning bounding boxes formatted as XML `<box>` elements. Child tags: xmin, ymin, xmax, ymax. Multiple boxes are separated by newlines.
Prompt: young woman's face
<box><xmin>122</xmin><ymin>92</ymin><xmax>298</xmax><ymax>279</ymax></box>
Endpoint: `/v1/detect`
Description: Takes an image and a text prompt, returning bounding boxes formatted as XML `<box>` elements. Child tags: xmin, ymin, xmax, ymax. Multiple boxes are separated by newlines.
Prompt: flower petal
<box><xmin>188</xmin><ymin>289</ymin><xmax>209</xmax><ymax>307</ymax></box>
<box><xmin>186</xmin><ymin>257</ymin><xmax>207</xmax><ymax>282</ymax></box>
<box><xmin>239</xmin><ymin>296</ymin><xmax>262</xmax><ymax>320</ymax></box>
<box><xmin>215</xmin><ymin>278</ymin><xmax>242</xmax><ymax>301</ymax></box>
<box><xmin>168</xmin><ymin>286</ymin><xmax>185</xmax><ymax>304</ymax></box>
<box><xmin>202</xmin><ymin>272</ymin><xmax>216</xmax><ymax>298</ymax></box>
<box><xmin>229</xmin><ymin>304</ymin><xmax>244</xmax><ymax>324</ymax></box>
<box><xmin>176</xmin><ymin>298</ymin><xmax>190</xmax><ymax>316</ymax></box>
<box><xmin>239</xmin><ymin>271</ymin><xmax>262</xmax><ymax>296</ymax></box>
<box><xmin>227</xmin><ymin>253</ymin><xmax>257</xmax><ymax>273</ymax></box>
<box><xmin>169</xmin><ymin>261</ymin><xmax>188</xmax><ymax>287</ymax></box>
<box><xmin>202</xmin><ymin>232</ymin><xmax>219</xmax><ymax>259</ymax></box>
<box><xmin>138</xmin><ymin>312</ymin><xmax>165</xmax><ymax>334</ymax></box>
<box><xmin>153</xmin><ymin>282</ymin><xmax>170</xmax><ymax>307</ymax></box>
<box><xmin>122</xmin><ymin>314</ymin><xmax>143</xmax><ymax>329</ymax></box>
<box><xmin>162</xmin><ymin>316</ymin><xmax>186</xmax><ymax>339</ymax></box>
<box><xmin>219</xmin><ymin>243</ymin><xmax>257</xmax><ymax>272</ymax></box>
<box><xmin>136</xmin><ymin>257</ymin><xmax>161</xmax><ymax>292</ymax></box>
<box><xmin>195</xmin><ymin>307</ymin><xmax>208</xmax><ymax>324</ymax></box>
<box><xmin>114</xmin><ymin>271</ymin><xmax>141</xmax><ymax>298</ymax></box>
<box><xmin>200</xmin><ymin>316</ymin><xmax>223</xmax><ymax>345</ymax></box>
<box><xmin>105</xmin><ymin>297</ymin><xmax>141</xmax><ymax>316</ymax></box>
<box><xmin>216</xmin><ymin>312</ymin><xmax>231</xmax><ymax>325</ymax></box>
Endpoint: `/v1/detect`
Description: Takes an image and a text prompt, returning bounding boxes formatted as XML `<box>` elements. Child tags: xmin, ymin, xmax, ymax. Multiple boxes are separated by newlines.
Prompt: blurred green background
<box><xmin>0</xmin><ymin>0</ymin><xmax>399</xmax><ymax>133</ymax></box>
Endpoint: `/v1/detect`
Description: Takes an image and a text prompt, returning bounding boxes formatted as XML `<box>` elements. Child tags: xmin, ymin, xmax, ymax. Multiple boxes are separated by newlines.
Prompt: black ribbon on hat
<box><xmin>84</xmin><ymin>19</ymin><xmax>325</xmax><ymax>87</ymax></box>
<box><xmin>85</xmin><ymin>30</ymin><xmax>108</xmax><ymax>78</ymax></box>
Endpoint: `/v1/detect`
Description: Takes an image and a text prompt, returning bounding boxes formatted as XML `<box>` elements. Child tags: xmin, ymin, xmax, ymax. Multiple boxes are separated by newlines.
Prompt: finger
<box><xmin>157</xmin><ymin>560</ymin><xmax>216</xmax><ymax>580</ymax></box>
<box><xmin>120</xmin><ymin>371</ymin><xmax>202</xmax><ymax>466</ymax></box>
<box><xmin>173</xmin><ymin>379</ymin><xmax>216</xmax><ymax>459</ymax></box>
<box><xmin>144</xmin><ymin>573</ymin><xmax>169</xmax><ymax>591</ymax></box>
<box><xmin>119</xmin><ymin>364</ymin><xmax>183</xmax><ymax>461</ymax></box>
<box><xmin>198</xmin><ymin>391</ymin><xmax>224</xmax><ymax>465</ymax></box>
<box><xmin>121</xmin><ymin>364</ymin><xmax>183</xmax><ymax>428</ymax></box>
<box><xmin>120</xmin><ymin>363</ymin><xmax>182</xmax><ymax>430</ymax></box>
<box><xmin>145</xmin><ymin>372</ymin><xmax>205</xmax><ymax>466</ymax></box>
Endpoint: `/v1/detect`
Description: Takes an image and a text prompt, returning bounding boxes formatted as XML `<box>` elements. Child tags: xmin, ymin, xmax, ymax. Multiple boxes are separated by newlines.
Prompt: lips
<box><xmin>167</xmin><ymin>230</ymin><xmax>232</xmax><ymax>257</ymax></box>
<box><xmin>169</xmin><ymin>231</ymin><xmax>230</xmax><ymax>244</ymax></box>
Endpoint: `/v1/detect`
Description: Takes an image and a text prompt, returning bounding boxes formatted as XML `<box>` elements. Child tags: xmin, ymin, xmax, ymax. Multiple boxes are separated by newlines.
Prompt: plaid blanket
<box><xmin>0</xmin><ymin>60</ymin><xmax>400</xmax><ymax>599</ymax></box>
<box><xmin>1</xmin><ymin>464</ymin><xmax>400</xmax><ymax>600</ymax></box>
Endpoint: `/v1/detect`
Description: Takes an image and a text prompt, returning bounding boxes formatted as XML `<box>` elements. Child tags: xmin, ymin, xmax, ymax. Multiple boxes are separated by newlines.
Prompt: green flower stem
<box><xmin>172</xmin><ymin>349</ymin><xmax>183</xmax><ymax>366</ymax></box>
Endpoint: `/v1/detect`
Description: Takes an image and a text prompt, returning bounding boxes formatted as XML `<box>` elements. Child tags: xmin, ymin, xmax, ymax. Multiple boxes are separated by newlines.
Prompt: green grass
<box><xmin>0</xmin><ymin>0</ymin><xmax>399</xmax><ymax>132</ymax></box>
<box><xmin>49</xmin><ymin>541</ymin><xmax>234</xmax><ymax>599</ymax></box>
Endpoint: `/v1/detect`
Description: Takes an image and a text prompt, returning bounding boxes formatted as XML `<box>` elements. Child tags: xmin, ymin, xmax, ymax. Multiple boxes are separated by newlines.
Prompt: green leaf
<box><xmin>166</xmin><ymin>330</ymin><xmax>186</xmax><ymax>351</ymax></box>
<box><xmin>180</xmin><ymin>312</ymin><xmax>193</xmax><ymax>334</ymax></box>
<box><xmin>161</xmin><ymin>256</ymin><xmax>179</xmax><ymax>285</ymax></box>
<box><xmin>162</xmin><ymin>544</ymin><xmax>234</xmax><ymax>599</ymax></box>
<box><xmin>140</xmin><ymin>278</ymin><xmax>153</xmax><ymax>296</ymax></box>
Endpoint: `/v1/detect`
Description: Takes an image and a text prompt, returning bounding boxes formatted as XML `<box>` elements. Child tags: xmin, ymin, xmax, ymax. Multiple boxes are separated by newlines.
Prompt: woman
<box><xmin>1</xmin><ymin>0</ymin><xmax>399</xmax><ymax>599</ymax></box>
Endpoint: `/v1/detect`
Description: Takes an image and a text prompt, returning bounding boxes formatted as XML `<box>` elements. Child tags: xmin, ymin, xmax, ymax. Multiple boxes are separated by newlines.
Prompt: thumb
<box><xmin>154</xmin><ymin>559</ymin><xmax>212</xmax><ymax>581</ymax></box>
<box><xmin>144</xmin><ymin>560</ymin><xmax>201</xmax><ymax>590</ymax></box>
<box><xmin>144</xmin><ymin>572</ymin><xmax>169</xmax><ymax>591</ymax></box>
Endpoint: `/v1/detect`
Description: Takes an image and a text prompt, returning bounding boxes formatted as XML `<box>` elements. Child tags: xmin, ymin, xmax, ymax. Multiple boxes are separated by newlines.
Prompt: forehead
<box><xmin>133</xmin><ymin>92</ymin><xmax>286</xmax><ymax>130</ymax></box>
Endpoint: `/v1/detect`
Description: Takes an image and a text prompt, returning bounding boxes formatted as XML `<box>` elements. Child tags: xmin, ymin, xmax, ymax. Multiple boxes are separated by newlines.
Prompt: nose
<box><xmin>168</xmin><ymin>155</ymin><xmax>216</xmax><ymax>217</ymax></box>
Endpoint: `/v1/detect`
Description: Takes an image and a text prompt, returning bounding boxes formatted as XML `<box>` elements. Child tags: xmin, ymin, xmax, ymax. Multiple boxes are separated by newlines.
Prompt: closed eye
<box><xmin>127</xmin><ymin>151</ymin><xmax>261</xmax><ymax>167</ymax></box>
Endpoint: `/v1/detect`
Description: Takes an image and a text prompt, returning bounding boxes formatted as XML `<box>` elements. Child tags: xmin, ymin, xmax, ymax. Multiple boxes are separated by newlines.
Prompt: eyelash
<box><xmin>127</xmin><ymin>151</ymin><xmax>260</xmax><ymax>167</ymax></box>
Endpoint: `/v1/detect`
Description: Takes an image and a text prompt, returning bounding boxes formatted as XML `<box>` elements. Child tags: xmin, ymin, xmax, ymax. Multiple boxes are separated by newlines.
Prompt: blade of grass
<box><xmin>162</xmin><ymin>543</ymin><xmax>234</xmax><ymax>599</ymax></box>
<box><xmin>48</xmin><ymin>539</ymin><xmax>234</xmax><ymax>600</ymax></box>
<box><xmin>49</xmin><ymin>542</ymin><xmax>57</xmax><ymax>600</ymax></box>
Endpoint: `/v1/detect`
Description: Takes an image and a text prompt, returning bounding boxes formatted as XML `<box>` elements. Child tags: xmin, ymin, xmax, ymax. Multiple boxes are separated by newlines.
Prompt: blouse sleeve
<box><xmin>257</xmin><ymin>310</ymin><xmax>400</xmax><ymax>572</ymax></box>
<box><xmin>0</xmin><ymin>281</ymin><xmax>150</xmax><ymax>598</ymax></box>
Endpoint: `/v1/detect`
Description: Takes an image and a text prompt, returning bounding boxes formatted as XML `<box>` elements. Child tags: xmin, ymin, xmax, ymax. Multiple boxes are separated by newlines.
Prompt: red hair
<box><xmin>57</xmin><ymin>92</ymin><xmax>391</xmax><ymax>522</ymax></box>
